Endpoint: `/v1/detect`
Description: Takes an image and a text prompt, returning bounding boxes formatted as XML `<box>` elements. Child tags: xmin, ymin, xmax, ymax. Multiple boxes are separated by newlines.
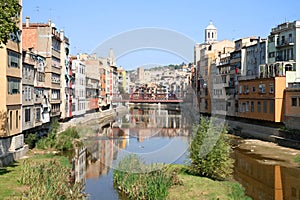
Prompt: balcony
<box><xmin>275</xmin><ymin>38</ymin><xmax>294</xmax><ymax>48</ymax></box>
<box><xmin>50</xmin><ymin>110</ymin><xmax>61</xmax><ymax>117</ymax></box>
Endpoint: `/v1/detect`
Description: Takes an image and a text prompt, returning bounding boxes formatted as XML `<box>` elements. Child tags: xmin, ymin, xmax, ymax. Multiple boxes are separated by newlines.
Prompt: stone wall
<box><xmin>284</xmin><ymin>116</ymin><xmax>300</xmax><ymax>130</ymax></box>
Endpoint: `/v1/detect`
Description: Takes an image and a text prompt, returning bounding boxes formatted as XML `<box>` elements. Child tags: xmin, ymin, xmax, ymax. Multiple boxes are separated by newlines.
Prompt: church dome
<box><xmin>206</xmin><ymin>21</ymin><xmax>217</xmax><ymax>30</ymax></box>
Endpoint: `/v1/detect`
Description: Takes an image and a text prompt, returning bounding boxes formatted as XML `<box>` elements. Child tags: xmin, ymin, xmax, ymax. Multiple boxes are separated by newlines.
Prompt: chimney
<box><xmin>60</xmin><ymin>29</ymin><xmax>64</xmax><ymax>41</ymax></box>
<box><xmin>48</xmin><ymin>19</ymin><xmax>51</xmax><ymax>26</ymax></box>
<box><xmin>25</xmin><ymin>16</ymin><xmax>30</xmax><ymax>27</ymax></box>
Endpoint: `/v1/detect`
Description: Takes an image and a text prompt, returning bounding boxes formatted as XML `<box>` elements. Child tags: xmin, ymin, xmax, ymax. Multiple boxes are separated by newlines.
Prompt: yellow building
<box><xmin>238</xmin><ymin>76</ymin><xmax>286</xmax><ymax>122</ymax></box>
<box><xmin>196</xmin><ymin>40</ymin><xmax>234</xmax><ymax>115</ymax></box>
<box><xmin>0</xmin><ymin>0</ymin><xmax>22</xmax><ymax>138</ymax></box>
<box><xmin>0</xmin><ymin>0</ymin><xmax>25</xmax><ymax>162</ymax></box>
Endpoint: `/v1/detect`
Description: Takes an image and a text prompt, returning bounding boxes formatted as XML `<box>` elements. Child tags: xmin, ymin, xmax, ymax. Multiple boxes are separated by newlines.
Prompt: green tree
<box><xmin>189</xmin><ymin>117</ymin><xmax>233</xmax><ymax>180</ymax></box>
<box><xmin>0</xmin><ymin>0</ymin><xmax>21</xmax><ymax>46</ymax></box>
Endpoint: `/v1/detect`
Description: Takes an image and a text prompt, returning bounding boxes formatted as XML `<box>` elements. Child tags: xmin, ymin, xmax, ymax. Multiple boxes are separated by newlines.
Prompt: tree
<box><xmin>0</xmin><ymin>0</ymin><xmax>21</xmax><ymax>46</ymax></box>
<box><xmin>189</xmin><ymin>117</ymin><xmax>233</xmax><ymax>180</ymax></box>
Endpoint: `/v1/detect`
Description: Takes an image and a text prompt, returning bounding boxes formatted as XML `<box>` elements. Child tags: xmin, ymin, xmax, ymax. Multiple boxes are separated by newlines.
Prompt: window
<box><xmin>25</xmin><ymin>108</ymin><xmax>31</xmax><ymax>122</ymax></box>
<box><xmin>51</xmin><ymin>74</ymin><xmax>60</xmax><ymax>84</ymax></box>
<box><xmin>36</xmin><ymin>108</ymin><xmax>41</xmax><ymax>122</ymax></box>
<box><xmin>246</xmin><ymin>101</ymin><xmax>249</xmax><ymax>112</ymax></box>
<box><xmin>51</xmin><ymin>90</ymin><xmax>60</xmax><ymax>100</ymax></box>
<box><xmin>299</xmin><ymin>98</ymin><xmax>300</xmax><ymax>106</ymax></box>
<box><xmin>208</xmin><ymin>32</ymin><xmax>210</xmax><ymax>39</ymax></box>
<box><xmin>16</xmin><ymin>110</ymin><xmax>18</xmax><ymax>129</ymax></box>
<box><xmin>281</xmin><ymin>36</ymin><xmax>285</xmax><ymax>44</ymax></box>
<box><xmin>8</xmin><ymin>50</ymin><xmax>21</xmax><ymax>68</ymax></box>
<box><xmin>269</xmin><ymin>83</ymin><xmax>274</xmax><ymax>94</ymax></box>
<box><xmin>244</xmin><ymin>85</ymin><xmax>249</xmax><ymax>94</ymax></box>
<box><xmin>9</xmin><ymin>111</ymin><xmax>12</xmax><ymax>130</ymax></box>
<box><xmin>289</xmin><ymin>33</ymin><xmax>292</xmax><ymax>43</ymax></box>
<box><xmin>8</xmin><ymin>77</ymin><xmax>20</xmax><ymax>94</ymax></box>
<box><xmin>258</xmin><ymin>83</ymin><xmax>266</xmax><ymax>93</ymax></box>
<box><xmin>291</xmin><ymin>97</ymin><xmax>297</xmax><ymax>106</ymax></box>
<box><xmin>37</xmin><ymin>72</ymin><xmax>45</xmax><ymax>82</ymax></box>
<box><xmin>270</xmin><ymin>101</ymin><xmax>274</xmax><ymax>113</ymax></box>
<box><xmin>257</xmin><ymin>101</ymin><xmax>261</xmax><ymax>112</ymax></box>
<box><xmin>239</xmin><ymin>85</ymin><xmax>243</xmax><ymax>94</ymax></box>
<box><xmin>251</xmin><ymin>101</ymin><xmax>254</xmax><ymax>112</ymax></box>
<box><xmin>263</xmin><ymin>101</ymin><xmax>267</xmax><ymax>113</ymax></box>
<box><xmin>252</xmin><ymin>86</ymin><xmax>256</xmax><ymax>92</ymax></box>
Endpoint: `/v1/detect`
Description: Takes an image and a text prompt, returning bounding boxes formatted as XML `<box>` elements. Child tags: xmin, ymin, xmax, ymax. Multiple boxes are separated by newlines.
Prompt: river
<box><xmin>71</xmin><ymin>104</ymin><xmax>300</xmax><ymax>200</ymax></box>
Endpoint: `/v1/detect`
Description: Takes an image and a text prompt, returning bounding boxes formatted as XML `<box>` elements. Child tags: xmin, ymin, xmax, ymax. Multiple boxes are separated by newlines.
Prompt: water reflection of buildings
<box><xmin>85</xmin><ymin>124</ymin><xmax>127</xmax><ymax>180</ymax></box>
<box><xmin>119</xmin><ymin>108</ymin><xmax>190</xmax><ymax>141</ymax></box>
<box><xmin>72</xmin><ymin>146</ymin><xmax>86</xmax><ymax>185</ymax></box>
<box><xmin>84</xmin><ymin>107</ymin><xmax>191</xmax><ymax>180</ymax></box>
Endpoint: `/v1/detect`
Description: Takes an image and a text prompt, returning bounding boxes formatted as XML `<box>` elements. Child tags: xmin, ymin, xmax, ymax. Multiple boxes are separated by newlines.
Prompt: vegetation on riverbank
<box><xmin>189</xmin><ymin>117</ymin><xmax>233</xmax><ymax>180</ymax></box>
<box><xmin>113</xmin><ymin>157</ymin><xmax>250</xmax><ymax>200</ymax></box>
<box><xmin>1</xmin><ymin>120</ymin><xmax>86</xmax><ymax>199</ymax></box>
<box><xmin>25</xmin><ymin>120</ymin><xmax>82</xmax><ymax>151</ymax></box>
<box><xmin>114</xmin><ymin>155</ymin><xmax>182</xmax><ymax>200</ymax></box>
<box><xmin>167</xmin><ymin>165</ymin><xmax>251</xmax><ymax>200</ymax></box>
<box><xmin>295</xmin><ymin>156</ymin><xmax>300</xmax><ymax>165</ymax></box>
<box><xmin>0</xmin><ymin>154</ymin><xmax>85</xmax><ymax>199</ymax></box>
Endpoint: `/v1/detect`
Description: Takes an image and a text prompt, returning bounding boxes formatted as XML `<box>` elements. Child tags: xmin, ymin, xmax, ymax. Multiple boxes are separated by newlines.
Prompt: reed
<box><xmin>17</xmin><ymin>157</ymin><xmax>85</xmax><ymax>199</ymax></box>
<box><xmin>113</xmin><ymin>154</ymin><xmax>182</xmax><ymax>200</ymax></box>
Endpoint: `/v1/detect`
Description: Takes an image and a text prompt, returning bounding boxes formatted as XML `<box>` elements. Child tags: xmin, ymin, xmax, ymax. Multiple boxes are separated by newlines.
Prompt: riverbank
<box><xmin>227</xmin><ymin>119</ymin><xmax>300</xmax><ymax>150</ymax></box>
<box><xmin>230</xmin><ymin>135</ymin><xmax>300</xmax><ymax>200</ymax></box>
<box><xmin>167</xmin><ymin>165</ymin><xmax>250</xmax><ymax>200</ymax></box>
<box><xmin>0</xmin><ymin>153</ymin><xmax>74</xmax><ymax>199</ymax></box>
<box><xmin>59</xmin><ymin>105</ymin><xmax>128</xmax><ymax>133</ymax></box>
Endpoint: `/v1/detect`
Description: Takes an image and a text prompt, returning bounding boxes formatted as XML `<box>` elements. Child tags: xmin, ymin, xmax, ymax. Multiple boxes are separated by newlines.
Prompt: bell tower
<box><xmin>205</xmin><ymin>21</ymin><xmax>217</xmax><ymax>44</ymax></box>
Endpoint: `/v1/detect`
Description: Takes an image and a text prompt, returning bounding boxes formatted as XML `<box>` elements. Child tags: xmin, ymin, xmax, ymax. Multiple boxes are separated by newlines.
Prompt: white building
<box><xmin>72</xmin><ymin>56</ymin><xmax>86</xmax><ymax>117</ymax></box>
<box><xmin>267</xmin><ymin>20</ymin><xmax>300</xmax><ymax>86</ymax></box>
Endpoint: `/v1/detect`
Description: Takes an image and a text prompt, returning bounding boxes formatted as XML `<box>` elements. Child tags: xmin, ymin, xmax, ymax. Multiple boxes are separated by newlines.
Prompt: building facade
<box><xmin>60</xmin><ymin>32</ymin><xmax>72</xmax><ymax>121</ymax></box>
<box><xmin>22</xmin><ymin>18</ymin><xmax>63</xmax><ymax>122</ymax></box>
<box><xmin>84</xmin><ymin>55</ymin><xmax>100</xmax><ymax>113</ymax></box>
<box><xmin>0</xmin><ymin>0</ymin><xmax>23</xmax><ymax>155</ymax></box>
<box><xmin>71</xmin><ymin>56</ymin><xmax>86</xmax><ymax>117</ymax></box>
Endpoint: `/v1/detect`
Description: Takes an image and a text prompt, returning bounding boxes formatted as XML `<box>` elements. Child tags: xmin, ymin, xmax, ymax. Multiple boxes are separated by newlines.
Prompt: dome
<box><xmin>206</xmin><ymin>21</ymin><xmax>217</xmax><ymax>30</ymax></box>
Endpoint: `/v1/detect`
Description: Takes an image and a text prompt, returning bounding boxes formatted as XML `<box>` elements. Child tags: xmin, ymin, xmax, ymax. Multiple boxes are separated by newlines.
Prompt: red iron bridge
<box><xmin>112</xmin><ymin>93</ymin><xmax>183</xmax><ymax>103</ymax></box>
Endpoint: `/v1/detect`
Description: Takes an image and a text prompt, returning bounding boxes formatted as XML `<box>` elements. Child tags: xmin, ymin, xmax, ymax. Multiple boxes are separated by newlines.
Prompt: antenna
<box><xmin>35</xmin><ymin>6</ymin><xmax>39</xmax><ymax>23</ymax></box>
<box><xmin>49</xmin><ymin>8</ymin><xmax>52</xmax><ymax>20</ymax></box>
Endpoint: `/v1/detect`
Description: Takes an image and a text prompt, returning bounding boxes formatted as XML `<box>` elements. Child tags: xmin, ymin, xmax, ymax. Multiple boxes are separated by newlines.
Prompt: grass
<box><xmin>0</xmin><ymin>162</ymin><xmax>24</xmax><ymax>199</ymax></box>
<box><xmin>167</xmin><ymin>165</ymin><xmax>251</xmax><ymax>200</ymax></box>
<box><xmin>295</xmin><ymin>156</ymin><xmax>300</xmax><ymax>165</ymax></box>
<box><xmin>0</xmin><ymin>154</ymin><xmax>73</xmax><ymax>200</ymax></box>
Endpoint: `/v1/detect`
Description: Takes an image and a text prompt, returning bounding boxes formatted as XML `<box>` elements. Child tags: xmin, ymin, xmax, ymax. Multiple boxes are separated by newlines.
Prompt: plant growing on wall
<box><xmin>0</xmin><ymin>110</ymin><xmax>8</xmax><ymax>136</ymax></box>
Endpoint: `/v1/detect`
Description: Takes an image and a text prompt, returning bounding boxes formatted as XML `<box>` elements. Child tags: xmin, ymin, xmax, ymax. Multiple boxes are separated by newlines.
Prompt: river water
<box><xmin>71</xmin><ymin>104</ymin><xmax>300</xmax><ymax>200</ymax></box>
<box><xmin>81</xmin><ymin>104</ymin><xmax>192</xmax><ymax>199</ymax></box>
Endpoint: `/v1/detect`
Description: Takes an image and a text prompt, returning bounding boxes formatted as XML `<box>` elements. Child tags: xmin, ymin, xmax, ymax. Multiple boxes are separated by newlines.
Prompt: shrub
<box><xmin>55</xmin><ymin>127</ymin><xmax>80</xmax><ymax>151</ymax></box>
<box><xmin>36</xmin><ymin>127</ymin><xmax>80</xmax><ymax>151</ymax></box>
<box><xmin>229</xmin><ymin>183</ymin><xmax>252</xmax><ymax>200</ymax></box>
<box><xmin>295</xmin><ymin>156</ymin><xmax>300</xmax><ymax>165</ymax></box>
<box><xmin>189</xmin><ymin>117</ymin><xmax>233</xmax><ymax>180</ymax></box>
<box><xmin>114</xmin><ymin>154</ymin><xmax>181</xmax><ymax>200</ymax></box>
<box><xmin>24</xmin><ymin>133</ymin><xmax>37</xmax><ymax>149</ymax></box>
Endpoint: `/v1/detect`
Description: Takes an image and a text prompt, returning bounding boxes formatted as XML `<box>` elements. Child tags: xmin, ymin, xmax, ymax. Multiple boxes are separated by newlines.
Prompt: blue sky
<box><xmin>23</xmin><ymin>0</ymin><xmax>300</xmax><ymax>70</ymax></box>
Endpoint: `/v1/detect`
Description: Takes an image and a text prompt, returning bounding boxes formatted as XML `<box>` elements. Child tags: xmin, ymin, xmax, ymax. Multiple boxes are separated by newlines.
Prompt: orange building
<box><xmin>284</xmin><ymin>86</ymin><xmax>300</xmax><ymax>129</ymax></box>
<box><xmin>238</xmin><ymin>76</ymin><xmax>286</xmax><ymax>122</ymax></box>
